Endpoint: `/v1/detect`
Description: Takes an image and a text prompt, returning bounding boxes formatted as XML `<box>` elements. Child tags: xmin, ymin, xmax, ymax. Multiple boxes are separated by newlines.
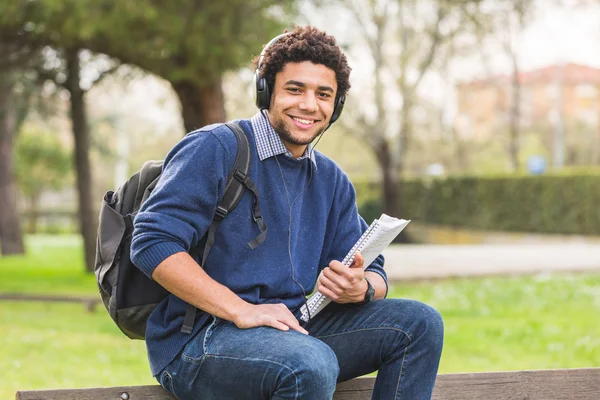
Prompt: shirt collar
<box><xmin>250</xmin><ymin>111</ymin><xmax>317</xmax><ymax>169</ymax></box>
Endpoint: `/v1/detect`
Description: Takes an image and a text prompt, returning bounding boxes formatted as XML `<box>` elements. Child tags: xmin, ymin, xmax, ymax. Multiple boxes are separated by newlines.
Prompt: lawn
<box><xmin>1</xmin><ymin>235</ymin><xmax>599</xmax><ymax>399</ymax></box>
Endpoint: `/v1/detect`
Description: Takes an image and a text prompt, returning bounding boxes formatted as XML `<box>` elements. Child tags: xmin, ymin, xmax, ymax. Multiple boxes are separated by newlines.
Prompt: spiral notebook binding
<box><xmin>300</xmin><ymin>220</ymin><xmax>381</xmax><ymax>322</ymax></box>
<box><xmin>341</xmin><ymin>221</ymin><xmax>379</xmax><ymax>267</ymax></box>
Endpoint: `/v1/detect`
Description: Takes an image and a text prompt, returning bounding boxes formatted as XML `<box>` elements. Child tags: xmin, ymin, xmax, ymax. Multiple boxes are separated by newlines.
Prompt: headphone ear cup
<box><xmin>255</xmin><ymin>73</ymin><xmax>271</xmax><ymax>110</ymax></box>
<box><xmin>329</xmin><ymin>94</ymin><xmax>345</xmax><ymax>124</ymax></box>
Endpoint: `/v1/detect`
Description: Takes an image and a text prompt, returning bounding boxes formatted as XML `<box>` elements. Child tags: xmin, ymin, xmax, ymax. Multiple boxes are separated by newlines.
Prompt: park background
<box><xmin>1</xmin><ymin>0</ymin><xmax>600</xmax><ymax>398</ymax></box>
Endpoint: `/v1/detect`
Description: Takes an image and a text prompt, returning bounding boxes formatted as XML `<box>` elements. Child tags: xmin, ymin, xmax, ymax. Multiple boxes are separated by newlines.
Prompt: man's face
<box><xmin>267</xmin><ymin>61</ymin><xmax>338</xmax><ymax>157</ymax></box>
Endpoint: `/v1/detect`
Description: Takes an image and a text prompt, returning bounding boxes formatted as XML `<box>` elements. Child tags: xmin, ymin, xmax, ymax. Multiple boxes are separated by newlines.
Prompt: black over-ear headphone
<box><xmin>254</xmin><ymin>33</ymin><xmax>346</xmax><ymax>125</ymax></box>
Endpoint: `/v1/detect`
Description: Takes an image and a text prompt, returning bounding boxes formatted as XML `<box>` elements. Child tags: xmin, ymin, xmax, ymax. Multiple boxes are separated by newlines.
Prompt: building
<box><xmin>455</xmin><ymin>63</ymin><xmax>600</xmax><ymax>140</ymax></box>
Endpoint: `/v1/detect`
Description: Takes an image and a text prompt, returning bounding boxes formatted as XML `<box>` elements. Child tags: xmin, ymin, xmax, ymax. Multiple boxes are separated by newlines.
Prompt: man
<box><xmin>131</xmin><ymin>26</ymin><xmax>443</xmax><ymax>400</ymax></box>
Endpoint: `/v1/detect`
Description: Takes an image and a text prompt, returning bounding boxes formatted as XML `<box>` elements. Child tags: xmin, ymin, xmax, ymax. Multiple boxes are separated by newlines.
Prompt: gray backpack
<box><xmin>95</xmin><ymin>122</ymin><xmax>267</xmax><ymax>339</ymax></box>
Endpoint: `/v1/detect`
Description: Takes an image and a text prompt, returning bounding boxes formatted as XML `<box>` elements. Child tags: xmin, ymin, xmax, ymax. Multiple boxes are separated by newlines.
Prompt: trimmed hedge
<box><xmin>355</xmin><ymin>172</ymin><xmax>600</xmax><ymax>235</ymax></box>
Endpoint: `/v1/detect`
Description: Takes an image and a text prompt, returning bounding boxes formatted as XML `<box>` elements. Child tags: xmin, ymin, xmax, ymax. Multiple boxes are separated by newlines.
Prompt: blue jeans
<box><xmin>158</xmin><ymin>299</ymin><xmax>444</xmax><ymax>399</ymax></box>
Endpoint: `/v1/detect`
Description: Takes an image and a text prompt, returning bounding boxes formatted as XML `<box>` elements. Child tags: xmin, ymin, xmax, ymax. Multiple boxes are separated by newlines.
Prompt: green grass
<box><xmin>0</xmin><ymin>235</ymin><xmax>96</xmax><ymax>295</ymax></box>
<box><xmin>1</xmin><ymin>235</ymin><xmax>599</xmax><ymax>399</ymax></box>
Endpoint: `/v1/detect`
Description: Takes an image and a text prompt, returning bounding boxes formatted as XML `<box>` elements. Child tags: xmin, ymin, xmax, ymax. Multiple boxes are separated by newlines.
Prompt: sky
<box><xmin>473</xmin><ymin>1</ymin><xmax>600</xmax><ymax>76</ymax></box>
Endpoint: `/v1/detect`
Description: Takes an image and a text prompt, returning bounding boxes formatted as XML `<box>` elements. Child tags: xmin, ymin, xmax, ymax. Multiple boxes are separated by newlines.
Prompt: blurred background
<box><xmin>1</xmin><ymin>0</ymin><xmax>599</xmax><ymax>397</ymax></box>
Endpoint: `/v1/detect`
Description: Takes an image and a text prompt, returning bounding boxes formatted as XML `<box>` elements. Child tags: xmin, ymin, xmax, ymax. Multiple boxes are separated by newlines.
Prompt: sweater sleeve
<box><xmin>130</xmin><ymin>127</ymin><xmax>236</xmax><ymax>278</ymax></box>
<box><xmin>326</xmin><ymin>173</ymin><xmax>388</xmax><ymax>295</ymax></box>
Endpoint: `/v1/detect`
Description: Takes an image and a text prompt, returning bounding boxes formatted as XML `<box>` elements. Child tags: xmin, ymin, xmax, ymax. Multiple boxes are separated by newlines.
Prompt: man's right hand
<box><xmin>233</xmin><ymin>303</ymin><xmax>308</xmax><ymax>335</ymax></box>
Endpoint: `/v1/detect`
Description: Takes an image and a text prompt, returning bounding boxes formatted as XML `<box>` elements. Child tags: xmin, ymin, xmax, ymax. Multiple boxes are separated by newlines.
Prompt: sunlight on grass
<box><xmin>1</xmin><ymin>235</ymin><xmax>599</xmax><ymax>398</ymax></box>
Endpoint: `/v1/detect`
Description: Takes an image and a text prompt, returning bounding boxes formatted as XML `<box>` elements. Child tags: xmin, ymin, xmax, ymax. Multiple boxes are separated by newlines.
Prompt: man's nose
<box><xmin>298</xmin><ymin>93</ymin><xmax>318</xmax><ymax>112</ymax></box>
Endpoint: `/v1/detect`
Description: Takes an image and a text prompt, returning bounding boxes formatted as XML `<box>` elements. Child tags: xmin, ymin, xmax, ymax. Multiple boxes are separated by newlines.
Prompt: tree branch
<box><xmin>412</xmin><ymin>2</ymin><xmax>447</xmax><ymax>90</ymax></box>
<box><xmin>89</xmin><ymin>64</ymin><xmax>120</xmax><ymax>88</ymax></box>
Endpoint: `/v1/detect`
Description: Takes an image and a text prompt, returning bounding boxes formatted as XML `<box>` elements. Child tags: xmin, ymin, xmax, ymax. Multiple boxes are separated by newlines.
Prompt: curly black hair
<box><xmin>253</xmin><ymin>26</ymin><xmax>352</xmax><ymax>99</ymax></box>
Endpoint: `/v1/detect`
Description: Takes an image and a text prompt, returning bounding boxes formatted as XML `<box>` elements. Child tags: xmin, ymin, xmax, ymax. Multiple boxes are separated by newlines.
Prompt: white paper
<box><xmin>300</xmin><ymin>214</ymin><xmax>410</xmax><ymax>322</ymax></box>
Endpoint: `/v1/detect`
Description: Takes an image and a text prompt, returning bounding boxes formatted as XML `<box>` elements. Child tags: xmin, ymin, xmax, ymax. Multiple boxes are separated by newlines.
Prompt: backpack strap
<box><xmin>181</xmin><ymin>121</ymin><xmax>267</xmax><ymax>334</ymax></box>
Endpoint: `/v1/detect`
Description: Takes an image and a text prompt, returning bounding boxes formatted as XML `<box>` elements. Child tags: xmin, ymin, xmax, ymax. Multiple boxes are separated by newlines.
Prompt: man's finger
<box><xmin>317</xmin><ymin>284</ymin><xmax>339</xmax><ymax>302</ymax></box>
<box><xmin>320</xmin><ymin>273</ymin><xmax>344</xmax><ymax>295</ymax></box>
<box><xmin>322</xmin><ymin>267</ymin><xmax>347</xmax><ymax>288</ymax></box>
<box><xmin>281</xmin><ymin>318</ymin><xmax>309</xmax><ymax>335</ymax></box>
<box><xmin>265</xmin><ymin>317</ymin><xmax>290</xmax><ymax>332</ymax></box>
<box><xmin>349</xmin><ymin>252</ymin><xmax>364</xmax><ymax>269</ymax></box>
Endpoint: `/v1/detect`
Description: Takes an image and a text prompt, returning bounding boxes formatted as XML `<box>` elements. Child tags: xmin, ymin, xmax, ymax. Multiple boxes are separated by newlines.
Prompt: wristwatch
<box><xmin>361</xmin><ymin>278</ymin><xmax>375</xmax><ymax>304</ymax></box>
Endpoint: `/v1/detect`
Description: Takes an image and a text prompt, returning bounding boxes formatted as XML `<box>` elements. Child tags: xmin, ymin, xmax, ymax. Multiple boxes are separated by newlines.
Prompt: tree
<box><xmin>0</xmin><ymin>0</ymin><xmax>293</xmax><ymax>268</ymax></box>
<box><xmin>481</xmin><ymin>0</ymin><xmax>535</xmax><ymax>172</ymax></box>
<box><xmin>14</xmin><ymin>127</ymin><xmax>72</xmax><ymax>233</ymax></box>
<box><xmin>0</xmin><ymin>0</ymin><xmax>294</xmax><ymax>132</ymax></box>
<box><xmin>0</xmin><ymin>37</ymin><xmax>42</xmax><ymax>255</ymax></box>
<box><xmin>318</xmin><ymin>0</ymin><xmax>485</xmax><ymax>240</ymax></box>
<box><xmin>0</xmin><ymin>74</ymin><xmax>26</xmax><ymax>255</ymax></box>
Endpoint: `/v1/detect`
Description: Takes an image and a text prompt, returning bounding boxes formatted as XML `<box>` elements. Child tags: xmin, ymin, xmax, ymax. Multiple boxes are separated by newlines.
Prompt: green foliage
<box><xmin>356</xmin><ymin>171</ymin><xmax>600</xmax><ymax>235</ymax></box>
<box><xmin>0</xmin><ymin>0</ymin><xmax>295</xmax><ymax>85</ymax></box>
<box><xmin>14</xmin><ymin>127</ymin><xmax>72</xmax><ymax>199</ymax></box>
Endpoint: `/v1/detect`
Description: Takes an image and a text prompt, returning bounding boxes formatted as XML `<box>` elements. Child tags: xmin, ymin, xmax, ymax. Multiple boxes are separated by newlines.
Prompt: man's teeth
<box><xmin>292</xmin><ymin>117</ymin><xmax>315</xmax><ymax>125</ymax></box>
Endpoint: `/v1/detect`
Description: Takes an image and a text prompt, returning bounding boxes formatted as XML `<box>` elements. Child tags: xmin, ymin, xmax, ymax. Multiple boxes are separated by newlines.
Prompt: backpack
<box><xmin>94</xmin><ymin>122</ymin><xmax>267</xmax><ymax>340</ymax></box>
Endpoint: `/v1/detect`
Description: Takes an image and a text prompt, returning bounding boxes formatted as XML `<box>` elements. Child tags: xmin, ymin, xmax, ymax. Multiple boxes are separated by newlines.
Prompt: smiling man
<box><xmin>131</xmin><ymin>26</ymin><xmax>443</xmax><ymax>400</ymax></box>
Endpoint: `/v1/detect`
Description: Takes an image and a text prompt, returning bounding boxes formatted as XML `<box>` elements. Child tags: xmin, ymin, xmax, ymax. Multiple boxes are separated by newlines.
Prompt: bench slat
<box><xmin>16</xmin><ymin>368</ymin><xmax>600</xmax><ymax>400</ymax></box>
<box><xmin>16</xmin><ymin>385</ymin><xmax>175</xmax><ymax>400</ymax></box>
<box><xmin>432</xmin><ymin>368</ymin><xmax>600</xmax><ymax>400</ymax></box>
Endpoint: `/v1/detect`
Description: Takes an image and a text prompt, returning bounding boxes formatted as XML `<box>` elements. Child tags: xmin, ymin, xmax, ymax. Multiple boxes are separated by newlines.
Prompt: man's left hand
<box><xmin>317</xmin><ymin>252</ymin><xmax>368</xmax><ymax>304</ymax></box>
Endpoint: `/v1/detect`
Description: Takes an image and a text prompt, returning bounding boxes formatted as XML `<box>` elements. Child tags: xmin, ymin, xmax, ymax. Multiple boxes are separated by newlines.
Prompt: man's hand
<box><xmin>317</xmin><ymin>252</ymin><xmax>368</xmax><ymax>304</ymax></box>
<box><xmin>233</xmin><ymin>303</ymin><xmax>308</xmax><ymax>335</ymax></box>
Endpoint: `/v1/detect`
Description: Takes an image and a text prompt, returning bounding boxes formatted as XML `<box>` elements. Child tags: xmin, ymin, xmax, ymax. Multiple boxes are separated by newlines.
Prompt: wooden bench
<box><xmin>15</xmin><ymin>367</ymin><xmax>600</xmax><ymax>399</ymax></box>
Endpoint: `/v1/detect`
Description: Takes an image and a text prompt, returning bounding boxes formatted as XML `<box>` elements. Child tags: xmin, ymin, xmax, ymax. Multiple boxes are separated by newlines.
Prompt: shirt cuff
<box><xmin>131</xmin><ymin>241</ymin><xmax>187</xmax><ymax>279</ymax></box>
<box><xmin>364</xmin><ymin>267</ymin><xmax>389</xmax><ymax>298</ymax></box>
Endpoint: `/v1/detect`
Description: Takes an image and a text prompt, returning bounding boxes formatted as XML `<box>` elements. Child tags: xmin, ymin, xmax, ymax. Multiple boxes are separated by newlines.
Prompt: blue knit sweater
<box><xmin>130</xmin><ymin>119</ymin><xmax>387</xmax><ymax>376</ymax></box>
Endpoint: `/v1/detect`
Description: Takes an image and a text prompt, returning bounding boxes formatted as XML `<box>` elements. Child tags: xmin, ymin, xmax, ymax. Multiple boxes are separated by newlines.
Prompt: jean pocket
<box><xmin>181</xmin><ymin>316</ymin><xmax>223</xmax><ymax>363</ymax></box>
<box><xmin>159</xmin><ymin>369</ymin><xmax>175</xmax><ymax>395</ymax></box>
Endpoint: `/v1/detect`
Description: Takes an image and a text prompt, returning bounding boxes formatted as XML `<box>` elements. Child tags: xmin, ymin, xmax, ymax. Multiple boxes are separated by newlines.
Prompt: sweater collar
<box><xmin>250</xmin><ymin>112</ymin><xmax>317</xmax><ymax>169</ymax></box>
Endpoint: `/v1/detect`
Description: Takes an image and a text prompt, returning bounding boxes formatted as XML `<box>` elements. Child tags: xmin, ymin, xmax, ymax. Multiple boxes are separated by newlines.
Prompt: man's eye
<box><xmin>318</xmin><ymin>92</ymin><xmax>332</xmax><ymax>98</ymax></box>
<box><xmin>288</xmin><ymin>88</ymin><xmax>301</xmax><ymax>93</ymax></box>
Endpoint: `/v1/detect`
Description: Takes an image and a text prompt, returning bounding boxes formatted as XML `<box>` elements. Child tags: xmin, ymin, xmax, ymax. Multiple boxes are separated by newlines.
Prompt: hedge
<box><xmin>354</xmin><ymin>171</ymin><xmax>600</xmax><ymax>236</ymax></box>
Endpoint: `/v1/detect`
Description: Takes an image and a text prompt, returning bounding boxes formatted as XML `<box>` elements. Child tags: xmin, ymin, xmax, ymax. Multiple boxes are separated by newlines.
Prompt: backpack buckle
<box><xmin>215</xmin><ymin>206</ymin><xmax>228</xmax><ymax>220</ymax></box>
<box><xmin>252</xmin><ymin>209</ymin><xmax>263</xmax><ymax>223</ymax></box>
<box><xmin>234</xmin><ymin>169</ymin><xmax>247</xmax><ymax>184</ymax></box>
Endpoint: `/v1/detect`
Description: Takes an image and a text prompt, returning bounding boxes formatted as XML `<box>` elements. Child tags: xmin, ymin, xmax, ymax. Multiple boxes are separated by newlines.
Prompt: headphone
<box><xmin>254</xmin><ymin>33</ymin><xmax>346</xmax><ymax>125</ymax></box>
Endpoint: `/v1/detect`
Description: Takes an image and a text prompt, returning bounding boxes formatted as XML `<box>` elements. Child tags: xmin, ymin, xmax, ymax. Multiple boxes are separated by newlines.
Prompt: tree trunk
<box><xmin>28</xmin><ymin>193</ymin><xmax>40</xmax><ymax>234</ymax></box>
<box><xmin>376</xmin><ymin>139</ymin><xmax>399</xmax><ymax>218</ymax></box>
<box><xmin>508</xmin><ymin>53</ymin><xmax>520</xmax><ymax>172</ymax></box>
<box><xmin>395</xmin><ymin>103</ymin><xmax>413</xmax><ymax>243</ymax></box>
<box><xmin>374</xmin><ymin>138</ymin><xmax>412</xmax><ymax>243</ymax></box>
<box><xmin>0</xmin><ymin>81</ymin><xmax>25</xmax><ymax>255</ymax></box>
<box><xmin>172</xmin><ymin>78</ymin><xmax>226</xmax><ymax>133</ymax></box>
<box><xmin>65</xmin><ymin>49</ymin><xmax>96</xmax><ymax>273</ymax></box>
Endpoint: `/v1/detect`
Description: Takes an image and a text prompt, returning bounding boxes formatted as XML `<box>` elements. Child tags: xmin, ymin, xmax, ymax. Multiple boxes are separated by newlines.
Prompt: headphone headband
<box><xmin>256</xmin><ymin>33</ymin><xmax>290</xmax><ymax>73</ymax></box>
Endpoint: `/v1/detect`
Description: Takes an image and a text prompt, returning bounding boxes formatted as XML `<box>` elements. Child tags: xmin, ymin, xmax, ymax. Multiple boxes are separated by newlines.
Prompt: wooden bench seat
<box><xmin>15</xmin><ymin>367</ymin><xmax>600</xmax><ymax>399</ymax></box>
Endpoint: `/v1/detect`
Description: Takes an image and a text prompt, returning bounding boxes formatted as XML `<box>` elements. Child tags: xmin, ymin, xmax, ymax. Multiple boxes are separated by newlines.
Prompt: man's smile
<box><xmin>288</xmin><ymin>115</ymin><xmax>320</xmax><ymax>128</ymax></box>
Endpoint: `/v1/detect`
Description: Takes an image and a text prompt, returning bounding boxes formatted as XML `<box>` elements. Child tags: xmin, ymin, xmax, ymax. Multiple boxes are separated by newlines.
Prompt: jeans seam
<box><xmin>181</xmin><ymin>353</ymin><xmax>206</xmax><ymax>365</ymax></box>
<box><xmin>313</xmin><ymin>326</ymin><xmax>413</xmax><ymax>342</ymax></box>
<box><xmin>203</xmin><ymin>354</ymin><xmax>299</xmax><ymax>400</ymax></box>
<box><xmin>181</xmin><ymin>317</ymin><xmax>220</xmax><ymax>363</ymax></box>
<box><xmin>161</xmin><ymin>369</ymin><xmax>176</xmax><ymax>397</ymax></box>
<box><xmin>394</xmin><ymin>344</ymin><xmax>409</xmax><ymax>400</ymax></box>
<box><xmin>203</xmin><ymin>317</ymin><xmax>220</xmax><ymax>354</ymax></box>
